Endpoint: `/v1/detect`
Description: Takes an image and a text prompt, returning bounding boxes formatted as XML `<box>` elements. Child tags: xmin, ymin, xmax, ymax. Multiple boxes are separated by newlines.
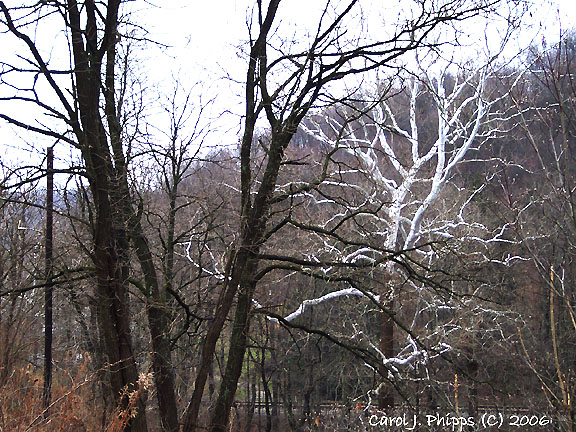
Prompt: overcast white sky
<box><xmin>133</xmin><ymin>0</ymin><xmax>576</xmax><ymax>147</ymax></box>
<box><xmin>1</xmin><ymin>0</ymin><xmax>575</xmax><ymax>169</ymax></box>
<box><xmin>137</xmin><ymin>0</ymin><xmax>575</xmax><ymax>76</ymax></box>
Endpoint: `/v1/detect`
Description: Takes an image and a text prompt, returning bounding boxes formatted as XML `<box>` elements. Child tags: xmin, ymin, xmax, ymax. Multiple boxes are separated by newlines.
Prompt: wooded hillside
<box><xmin>0</xmin><ymin>1</ymin><xmax>574</xmax><ymax>431</ymax></box>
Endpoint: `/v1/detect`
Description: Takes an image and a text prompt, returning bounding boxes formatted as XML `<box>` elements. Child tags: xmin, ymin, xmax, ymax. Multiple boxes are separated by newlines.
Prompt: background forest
<box><xmin>0</xmin><ymin>0</ymin><xmax>575</xmax><ymax>431</ymax></box>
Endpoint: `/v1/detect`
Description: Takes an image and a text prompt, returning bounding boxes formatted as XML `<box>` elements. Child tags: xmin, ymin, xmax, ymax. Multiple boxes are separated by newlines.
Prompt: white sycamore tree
<box><xmin>264</xmin><ymin>49</ymin><xmax>526</xmax><ymax>407</ymax></box>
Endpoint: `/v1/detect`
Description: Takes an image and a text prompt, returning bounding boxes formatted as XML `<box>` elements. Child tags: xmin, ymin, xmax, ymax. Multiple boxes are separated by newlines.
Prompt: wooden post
<box><xmin>43</xmin><ymin>146</ymin><xmax>54</xmax><ymax>409</ymax></box>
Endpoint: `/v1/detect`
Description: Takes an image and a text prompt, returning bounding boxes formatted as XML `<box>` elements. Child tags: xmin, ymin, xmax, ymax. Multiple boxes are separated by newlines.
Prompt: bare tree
<box><xmin>505</xmin><ymin>32</ymin><xmax>576</xmax><ymax>430</ymax></box>
<box><xmin>180</xmin><ymin>1</ymin><xmax>525</xmax><ymax>430</ymax></box>
<box><xmin>0</xmin><ymin>1</ymin><xmax>167</xmax><ymax>429</ymax></box>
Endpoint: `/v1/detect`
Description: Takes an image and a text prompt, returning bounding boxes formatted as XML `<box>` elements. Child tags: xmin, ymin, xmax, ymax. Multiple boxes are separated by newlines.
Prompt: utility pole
<box><xmin>43</xmin><ymin>146</ymin><xmax>54</xmax><ymax>410</ymax></box>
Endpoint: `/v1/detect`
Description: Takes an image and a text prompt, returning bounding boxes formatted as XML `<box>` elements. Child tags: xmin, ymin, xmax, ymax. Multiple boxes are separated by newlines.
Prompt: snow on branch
<box><xmin>279</xmin><ymin>287</ymin><xmax>380</xmax><ymax>323</ymax></box>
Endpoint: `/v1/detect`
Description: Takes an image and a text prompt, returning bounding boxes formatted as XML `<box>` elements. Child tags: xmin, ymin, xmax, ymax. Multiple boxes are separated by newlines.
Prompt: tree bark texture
<box><xmin>378</xmin><ymin>299</ymin><xmax>395</xmax><ymax>410</ymax></box>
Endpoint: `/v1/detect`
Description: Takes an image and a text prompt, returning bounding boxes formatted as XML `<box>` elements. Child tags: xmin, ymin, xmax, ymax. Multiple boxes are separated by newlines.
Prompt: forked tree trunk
<box><xmin>208</xmin><ymin>270</ymin><xmax>257</xmax><ymax>432</ymax></box>
<box><xmin>181</xmin><ymin>248</ymin><xmax>245</xmax><ymax>431</ymax></box>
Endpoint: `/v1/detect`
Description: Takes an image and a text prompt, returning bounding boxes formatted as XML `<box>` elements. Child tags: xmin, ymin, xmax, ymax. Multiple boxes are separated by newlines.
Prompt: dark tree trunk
<box><xmin>378</xmin><ymin>299</ymin><xmax>395</xmax><ymax>410</ymax></box>
<box><xmin>181</xmin><ymin>248</ymin><xmax>246</xmax><ymax>431</ymax></box>
<box><xmin>208</xmin><ymin>273</ymin><xmax>257</xmax><ymax>432</ymax></box>
<box><xmin>129</xmin><ymin>219</ymin><xmax>179</xmax><ymax>432</ymax></box>
<box><xmin>92</xmin><ymin>210</ymin><xmax>147</xmax><ymax>431</ymax></box>
<box><xmin>244</xmin><ymin>355</ymin><xmax>256</xmax><ymax>432</ymax></box>
<box><xmin>466</xmin><ymin>355</ymin><xmax>479</xmax><ymax>432</ymax></box>
<box><xmin>147</xmin><ymin>302</ymin><xmax>179</xmax><ymax>431</ymax></box>
<box><xmin>261</xmin><ymin>343</ymin><xmax>273</xmax><ymax>432</ymax></box>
